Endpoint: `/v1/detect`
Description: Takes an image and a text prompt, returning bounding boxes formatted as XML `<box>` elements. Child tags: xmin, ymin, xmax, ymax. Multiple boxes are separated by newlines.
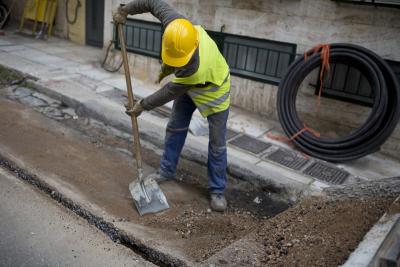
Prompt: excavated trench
<box><xmin>1</xmin><ymin>66</ymin><xmax>399</xmax><ymax>266</ymax></box>
<box><xmin>0</xmin><ymin>69</ymin><xmax>289</xmax><ymax>266</ymax></box>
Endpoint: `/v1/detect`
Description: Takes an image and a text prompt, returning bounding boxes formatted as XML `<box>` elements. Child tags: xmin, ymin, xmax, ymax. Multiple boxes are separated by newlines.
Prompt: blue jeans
<box><xmin>159</xmin><ymin>93</ymin><xmax>229</xmax><ymax>194</ymax></box>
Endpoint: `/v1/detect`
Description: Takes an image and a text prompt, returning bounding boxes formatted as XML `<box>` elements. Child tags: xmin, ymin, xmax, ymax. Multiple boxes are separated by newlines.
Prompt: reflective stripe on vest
<box><xmin>197</xmin><ymin>89</ymin><xmax>230</xmax><ymax>114</ymax></box>
<box><xmin>187</xmin><ymin>73</ymin><xmax>230</xmax><ymax>99</ymax></box>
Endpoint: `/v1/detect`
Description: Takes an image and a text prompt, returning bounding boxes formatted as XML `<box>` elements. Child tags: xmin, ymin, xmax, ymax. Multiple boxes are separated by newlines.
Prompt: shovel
<box><xmin>117</xmin><ymin>22</ymin><xmax>169</xmax><ymax>216</ymax></box>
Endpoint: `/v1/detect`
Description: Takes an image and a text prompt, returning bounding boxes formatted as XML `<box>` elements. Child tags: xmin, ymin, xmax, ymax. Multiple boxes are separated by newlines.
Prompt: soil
<box><xmin>256</xmin><ymin>196</ymin><xmax>394</xmax><ymax>266</ymax></box>
<box><xmin>208</xmin><ymin>196</ymin><xmax>395</xmax><ymax>267</ymax></box>
<box><xmin>0</xmin><ymin>65</ymin><xmax>24</xmax><ymax>86</ymax></box>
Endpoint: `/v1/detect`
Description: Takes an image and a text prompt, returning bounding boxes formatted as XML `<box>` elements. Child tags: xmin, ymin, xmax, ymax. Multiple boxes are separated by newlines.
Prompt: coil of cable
<box><xmin>277</xmin><ymin>43</ymin><xmax>400</xmax><ymax>162</ymax></box>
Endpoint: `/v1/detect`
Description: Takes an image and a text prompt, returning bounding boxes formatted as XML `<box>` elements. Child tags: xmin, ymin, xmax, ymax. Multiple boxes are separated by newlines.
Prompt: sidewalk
<box><xmin>1</xmin><ymin>30</ymin><xmax>399</xmax><ymax>199</ymax></box>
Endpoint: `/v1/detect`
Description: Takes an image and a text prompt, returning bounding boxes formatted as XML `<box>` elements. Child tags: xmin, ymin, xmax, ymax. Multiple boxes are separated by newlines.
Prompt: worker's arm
<box><xmin>141</xmin><ymin>82</ymin><xmax>190</xmax><ymax>110</ymax></box>
<box><xmin>123</xmin><ymin>0</ymin><xmax>184</xmax><ymax>27</ymax></box>
<box><xmin>140</xmin><ymin>48</ymin><xmax>199</xmax><ymax>110</ymax></box>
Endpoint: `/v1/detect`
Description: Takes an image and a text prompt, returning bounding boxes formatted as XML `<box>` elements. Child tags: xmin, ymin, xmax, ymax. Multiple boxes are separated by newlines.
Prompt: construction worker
<box><xmin>113</xmin><ymin>0</ymin><xmax>230</xmax><ymax>212</ymax></box>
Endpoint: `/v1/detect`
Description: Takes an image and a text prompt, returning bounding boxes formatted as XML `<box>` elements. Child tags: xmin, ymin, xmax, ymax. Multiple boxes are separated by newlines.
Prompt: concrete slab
<box><xmin>228</xmin><ymin>112</ymin><xmax>276</xmax><ymax>138</ymax></box>
<box><xmin>339</xmin><ymin>154</ymin><xmax>400</xmax><ymax>180</ymax></box>
<box><xmin>78</xmin><ymin>67</ymin><xmax>114</xmax><ymax>81</ymax></box>
<box><xmin>0</xmin><ymin>52</ymin><xmax>52</xmax><ymax>77</ymax></box>
<box><xmin>0</xmin><ymin>40</ymin><xmax>13</xmax><ymax>46</ymax></box>
<box><xmin>0</xmin><ymin>44</ymin><xmax>27</xmax><ymax>52</ymax></box>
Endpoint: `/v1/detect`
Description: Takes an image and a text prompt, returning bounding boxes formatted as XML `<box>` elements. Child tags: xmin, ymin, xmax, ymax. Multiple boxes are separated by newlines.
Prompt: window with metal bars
<box><xmin>114</xmin><ymin>19</ymin><xmax>297</xmax><ymax>85</ymax></box>
<box><xmin>314</xmin><ymin>60</ymin><xmax>400</xmax><ymax>106</ymax></box>
<box><xmin>208</xmin><ymin>31</ymin><xmax>297</xmax><ymax>85</ymax></box>
<box><xmin>332</xmin><ymin>0</ymin><xmax>400</xmax><ymax>8</ymax></box>
<box><xmin>114</xmin><ymin>19</ymin><xmax>162</xmax><ymax>58</ymax></box>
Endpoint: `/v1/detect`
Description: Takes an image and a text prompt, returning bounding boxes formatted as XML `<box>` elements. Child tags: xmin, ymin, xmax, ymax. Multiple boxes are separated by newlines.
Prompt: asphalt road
<box><xmin>0</xmin><ymin>168</ymin><xmax>154</xmax><ymax>267</ymax></box>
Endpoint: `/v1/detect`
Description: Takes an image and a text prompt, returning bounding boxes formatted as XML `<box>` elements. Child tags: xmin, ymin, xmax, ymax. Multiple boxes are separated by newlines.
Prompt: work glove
<box><xmin>157</xmin><ymin>63</ymin><xmax>174</xmax><ymax>83</ymax></box>
<box><xmin>125</xmin><ymin>100</ymin><xmax>144</xmax><ymax>117</ymax></box>
<box><xmin>113</xmin><ymin>6</ymin><xmax>128</xmax><ymax>25</ymax></box>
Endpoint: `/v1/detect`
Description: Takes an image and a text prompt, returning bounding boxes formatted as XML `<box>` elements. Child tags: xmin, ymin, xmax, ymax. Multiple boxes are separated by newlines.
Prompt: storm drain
<box><xmin>265</xmin><ymin>148</ymin><xmax>309</xmax><ymax>170</ymax></box>
<box><xmin>227</xmin><ymin>129</ymin><xmax>239</xmax><ymax>140</ymax></box>
<box><xmin>303</xmin><ymin>162</ymin><xmax>349</xmax><ymax>185</ymax></box>
<box><xmin>229</xmin><ymin>135</ymin><xmax>271</xmax><ymax>155</ymax></box>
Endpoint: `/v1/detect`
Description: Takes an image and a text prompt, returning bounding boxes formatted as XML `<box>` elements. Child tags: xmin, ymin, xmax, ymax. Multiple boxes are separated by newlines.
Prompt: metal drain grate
<box><xmin>266</xmin><ymin>149</ymin><xmax>309</xmax><ymax>170</ymax></box>
<box><xmin>303</xmin><ymin>162</ymin><xmax>349</xmax><ymax>185</ymax></box>
<box><xmin>227</xmin><ymin>129</ymin><xmax>239</xmax><ymax>140</ymax></box>
<box><xmin>229</xmin><ymin>135</ymin><xmax>271</xmax><ymax>154</ymax></box>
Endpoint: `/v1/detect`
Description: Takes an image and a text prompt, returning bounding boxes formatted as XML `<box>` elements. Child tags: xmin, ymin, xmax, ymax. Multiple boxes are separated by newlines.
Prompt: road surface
<box><xmin>0</xmin><ymin>167</ymin><xmax>154</xmax><ymax>267</ymax></box>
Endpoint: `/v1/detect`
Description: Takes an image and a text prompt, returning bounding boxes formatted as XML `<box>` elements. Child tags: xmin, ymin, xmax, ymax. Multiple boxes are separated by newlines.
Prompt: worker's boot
<box><xmin>210</xmin><ymin>193</ymin><xmax>227</xmax><ymax>212</ymax></box>
<box><xmin>146</xmin><ymin>172</ymin><xmax>174</xmax><ymax>183</ymax></box>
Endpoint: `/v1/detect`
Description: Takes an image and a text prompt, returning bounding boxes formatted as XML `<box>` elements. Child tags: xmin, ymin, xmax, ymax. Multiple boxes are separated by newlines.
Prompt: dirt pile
<box><xmin>0</xmin><ymin>65</ymin><xmax>24</xmax><ymax>87</ymax></box>
<box><xmin>256</xmin><ymin>196</ymin><xmax>394</xmax><ymax>267</ymax></box>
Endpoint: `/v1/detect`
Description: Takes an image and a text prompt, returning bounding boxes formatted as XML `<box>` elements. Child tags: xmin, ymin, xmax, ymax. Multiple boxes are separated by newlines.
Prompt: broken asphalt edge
<box><xmin>23</xmin><ymin>77</ymin><xmax>318</xmax><ymax>202</ymax></box>
<box><xmin>0</xmin><ymin>154</ymin><xmax>189</xmax><ymax>267</ymax></box>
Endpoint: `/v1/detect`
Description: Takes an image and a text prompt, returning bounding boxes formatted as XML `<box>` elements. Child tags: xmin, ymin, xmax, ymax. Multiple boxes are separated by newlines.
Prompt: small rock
<box><xmin>19</xmin><ymin>95</ymin><xmax>48</xmax><ymax>107</ymax></box>
<box><xmin>12</xmin><ymin>87</ymin><xmax>32</xmax><ymax>98</ymax></box>
<box><xmin>253</xmin><ymin>196</ymin><xmax>262</xmax><ymax>204</ymax></box>
<box><xmin>207</xmin><ymin>208</ymin><xmax>212</xmax><ymax>213</ymax></box>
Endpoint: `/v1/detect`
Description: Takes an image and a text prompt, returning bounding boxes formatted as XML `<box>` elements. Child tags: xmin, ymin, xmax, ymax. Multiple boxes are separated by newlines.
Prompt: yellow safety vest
<box><xmin>172</xmin><ymin>26</ymin><xmax>230</xmax><ymax>117</ymax></box>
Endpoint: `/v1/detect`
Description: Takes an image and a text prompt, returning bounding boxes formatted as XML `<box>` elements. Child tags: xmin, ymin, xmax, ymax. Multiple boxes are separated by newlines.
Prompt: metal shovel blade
<box><xmin>129</xmin><ymin>177</ymin><xmax>169</xmax><ymax>216</ymax></box>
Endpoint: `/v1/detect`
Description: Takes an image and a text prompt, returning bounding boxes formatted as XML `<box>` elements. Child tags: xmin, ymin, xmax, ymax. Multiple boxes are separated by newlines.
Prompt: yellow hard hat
<box><xmin>161</xmin><ymin>19</ymin><xmax>199</xmax><ymax>67</ymax></box>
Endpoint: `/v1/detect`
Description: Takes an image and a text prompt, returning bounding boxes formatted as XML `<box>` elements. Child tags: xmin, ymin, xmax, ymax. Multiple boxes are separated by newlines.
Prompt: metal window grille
<box><xmin>314</xmin><ymin>60</ymin><xmax>400</xmax><ymax>107</ymax></box>
<box><xmin>332</xmin><ymin>0</ymin><xmax>400</xmax><ymax>8</ymax></box>
<box><xmin>208</xmin><ymin>31</ymin><xmax>297</xmax><ymax>85</ymax></box>
<box><xmin>114</xmin><ymin>19</ymin><xmax>162</xmax><ymax>59</ymax></box>
<box><xmin>114</xmin><ymin>19</ymin><xmax>297</xmax><ymax>85</ymax></box>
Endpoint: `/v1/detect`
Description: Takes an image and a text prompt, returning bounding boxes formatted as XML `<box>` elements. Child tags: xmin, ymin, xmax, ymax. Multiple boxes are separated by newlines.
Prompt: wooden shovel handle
<box><xmin>117</xmin><ymin>23</ymin><xmax>143</xmax><ymax>178</ymax></box>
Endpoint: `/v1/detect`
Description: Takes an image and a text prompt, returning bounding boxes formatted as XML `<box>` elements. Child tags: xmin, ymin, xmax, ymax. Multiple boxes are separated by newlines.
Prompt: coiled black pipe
<box><xmin>277</xmin><ymin>43</ymin><xmax>400</xmax><ymax>162</ymax></box>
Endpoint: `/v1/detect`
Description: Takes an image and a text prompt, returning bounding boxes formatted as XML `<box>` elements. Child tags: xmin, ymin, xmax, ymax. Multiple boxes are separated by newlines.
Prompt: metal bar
<box><xmin>342</xmin><ymin>65</ymin><xmax>351</xmax><ymax>92</ymax></box>
<box><xmin>144</xmin><ymin>28</ymin><xmax>148</xmax><ymax>50</ymax></box>
<box><xmin>274</xmin><ymin>52</ymin><xmax>281</xmax><ymax>77</ymax></box>
<box><xmin>355</xmin><ymin>70</ymin><xmax>362</xmax><ymax>95</ymax></box>
<box><xmin>243</xmin><ymin>46</ymin><xmax>249</xmax><ymax>70</ymax></box>
<box><xmin>234</xmin><ymin>44</ymin><xmax>240</xmax><ymax>69</ymax></box>
<box><xmin>152</xmin><ymin>30</ymin><xmax>155</xmax><ymax>52</ymax></box>
<box><xmin>253</xmin><ymin>47</ymin><xmax>259</xmax><ymax>73</ymax></box>
<box><xmin>264</xmin><ymin>50</ymin><xmax>271</xmax><ymax>75</ymax></box>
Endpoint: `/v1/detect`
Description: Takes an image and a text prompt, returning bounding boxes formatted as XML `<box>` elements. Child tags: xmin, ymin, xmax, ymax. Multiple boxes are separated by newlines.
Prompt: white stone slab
<box><xmin>227</xmin><ymin>113</ymin><xmax>275</xmax><ymax>137</ymax></box>
<box><xmin>78</xmin><ymin>68</ymin><xmax>113</xmax><ymax>81</ymax></box>
<box><xmin>0</xmin><ymin>45</ymin><xmax>27</xmax><ymax>52</ymax></box>
<box><xmin>0</xmin><ymin>40</ymin><xmax>13</xmax><ymax>46</ymax></box>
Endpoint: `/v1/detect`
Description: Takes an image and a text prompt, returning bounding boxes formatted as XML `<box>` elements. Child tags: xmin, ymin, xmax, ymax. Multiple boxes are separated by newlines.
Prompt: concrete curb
<box><xmin>28</xmin><ymin>78</ymin><xmax>314</xmax><ymax>202</ymax></box>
